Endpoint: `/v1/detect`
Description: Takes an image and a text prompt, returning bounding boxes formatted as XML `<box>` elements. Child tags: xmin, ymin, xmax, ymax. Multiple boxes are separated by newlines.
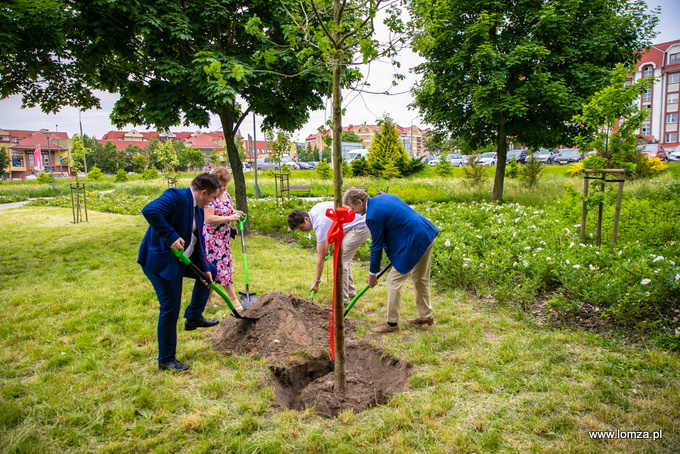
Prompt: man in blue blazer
<box><xmin>343</xmin><ymin>189</ymin><xmax>439</xmax><ymax>333</ymax></box>
<box><xmin>138</xmin><ymin>173</ymin><xmax>222</xmax><ymax>371</ymax></box>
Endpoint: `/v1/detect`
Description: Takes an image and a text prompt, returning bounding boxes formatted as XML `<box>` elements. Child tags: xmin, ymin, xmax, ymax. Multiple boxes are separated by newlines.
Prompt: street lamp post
<box><xmin>43</xmin><ymin>130</ymin><xmax>55</xmax><ymax>191</ymax></box>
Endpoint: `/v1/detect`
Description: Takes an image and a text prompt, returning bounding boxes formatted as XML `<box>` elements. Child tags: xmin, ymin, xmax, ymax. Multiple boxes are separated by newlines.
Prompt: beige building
<box><xmin>304</xmin><ymin>122</ymin><xmax>428</xmax><ymax>156</ymax></box>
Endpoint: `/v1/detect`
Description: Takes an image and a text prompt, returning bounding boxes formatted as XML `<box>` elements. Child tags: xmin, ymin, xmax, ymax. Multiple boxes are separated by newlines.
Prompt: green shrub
<box><xmin>634</xmin><ymin>155</ymin><xmax>667</xmax><ymax>179</ymax></box>
<box><xmin>434</xmin><ymin>155</ymin><xmax>452</xmax><ymax>177</ymax></box>
<box><xmin>505</xmin><ymin>158</ymin><xmax>519</xmax><ymax>178</ymax></box>
<box><xmin>114</xmin><ymin>169</ymin><xmax>128</xmax><ymax>182</ymax></box>
<box><xmin>316</xmin><ymin>160</ymin><xmax>332</xmax><ymax>179</ymax></box>
<box><xmin>395</xmin><ymin>155</ymin><xmax>426</xmax><ymax>177</ymax></box>
<box><xmin>519</xmin><ymin>154</ymin><xmax>544</xmax><ymax>188</ymax></box>
<box><xmin>87</xmin><ymin>166</ymin><xmax>104</xmax><ymax>181</ymax></box>
<box><xmin>142</xmin><ymin>166</ymin><xmax>159</xmax><ymax>180</ymax></box>
<box><xmin>369</xmin><ymin>160</ymin><xmax>385</xmax><ymax>176</ymax></box>
<box><xmin>461</xmin><ymin>156</ymin><xmax>488</xmax><ymax>186</ymax></box>
<box><xmin>351</xmin><ymin>157</ymin><xmax>369</xmax><ymax>176</ymax></box>
<box><xmin>341</xmin><ymin>159</ymin><xmax>353</xmax><ymax>178</ymax></box>
<box><xmin>36</xmin><ymin>172</ymin><xmax>51</xmax><ymax>184</ymax></box>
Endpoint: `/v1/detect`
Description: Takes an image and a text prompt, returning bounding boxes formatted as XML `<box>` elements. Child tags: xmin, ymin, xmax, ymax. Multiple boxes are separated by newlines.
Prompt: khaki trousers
<box><xmin>386</xmin><ymin>241</ymin><xmax>435</xmax><ymax>324</ymax></box>
<box><xmin>342</xmin><ymin>226</ymin><xmax>370</xmax><ymax>305</ymax></box>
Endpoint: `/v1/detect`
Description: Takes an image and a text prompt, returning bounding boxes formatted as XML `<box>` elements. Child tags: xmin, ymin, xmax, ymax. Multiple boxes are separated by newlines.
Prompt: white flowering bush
<box><xmin>425</xmin><ymin>199</ymin><xmax>680</xmax><ymax>327</ymax></box>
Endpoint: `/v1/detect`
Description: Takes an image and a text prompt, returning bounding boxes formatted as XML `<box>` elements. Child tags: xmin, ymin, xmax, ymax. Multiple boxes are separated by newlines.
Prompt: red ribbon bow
<box><xmin>325</xmin><ymin>206</ymin><xmax>355</xmax><ymax>360</ymax></box>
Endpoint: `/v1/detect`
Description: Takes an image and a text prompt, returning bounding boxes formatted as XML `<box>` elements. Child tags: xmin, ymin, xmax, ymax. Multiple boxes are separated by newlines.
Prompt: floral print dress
<box><xmin>203</xmin><ymin>192</ymin><xmax>235</xmax><ymax>286</ymax></box>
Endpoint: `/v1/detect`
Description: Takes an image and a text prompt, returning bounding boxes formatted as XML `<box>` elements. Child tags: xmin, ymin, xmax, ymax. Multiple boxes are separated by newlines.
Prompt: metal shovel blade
<box><xmin>238</xmin><ymin>288</ymin><xmax>258</xmax><ymax>309</ymax></box>
<box><xmin>171</xmin><ymin>249</ymin><xmax>259</xmax><ymax>321</ymax></box>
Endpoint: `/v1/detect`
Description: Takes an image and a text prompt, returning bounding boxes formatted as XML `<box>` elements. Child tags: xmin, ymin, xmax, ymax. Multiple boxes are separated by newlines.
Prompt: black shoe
<box><xmin>158</xmin><ymin>359</ymin><xmax>191</xmax><ymax>371</ymax></box>
<box><xmin>184</xmin><ymin>316</ymin><xmax>219</xmax><ymax>331</ymax></box>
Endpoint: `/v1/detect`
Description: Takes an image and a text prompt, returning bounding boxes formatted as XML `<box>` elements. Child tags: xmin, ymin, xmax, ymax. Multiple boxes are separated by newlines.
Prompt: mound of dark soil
<box><xmin>210</xmin><ymin>291</ymin><xmax>352</xmax><ymax>360</ymax></box>
<box><xmin>209</xmin><ymin>291</ymin><xmax>411</xmax><ymax>417</ymax></box>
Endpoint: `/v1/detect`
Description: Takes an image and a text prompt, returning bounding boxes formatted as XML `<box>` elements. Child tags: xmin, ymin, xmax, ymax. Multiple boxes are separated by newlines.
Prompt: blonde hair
<box><xmin>212</xmin><ymin>166</ymin><xmax>233</xmax><ymax>185</ymax></box>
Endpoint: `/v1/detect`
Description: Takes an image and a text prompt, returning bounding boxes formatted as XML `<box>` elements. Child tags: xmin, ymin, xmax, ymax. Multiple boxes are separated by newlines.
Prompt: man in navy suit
<box><xmin>343</xmin><ymin>189</ymin><xmax>439</xmax><ymax>333</ymax></box>
<box><xmin>138</xmin><ymin>173</ymin><xmax>222</xmax><ymax>371</ymax></box>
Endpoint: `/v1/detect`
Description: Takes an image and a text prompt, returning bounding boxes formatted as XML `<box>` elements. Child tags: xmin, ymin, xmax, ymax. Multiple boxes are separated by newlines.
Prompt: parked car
<box><xmin>427</xmin><ymin>155</ymin><xmax>448</xmax><ymax>166</ymax></box>
<box><xmin>297</xmin><ymin>161</ymin><xmax>313</xmax><ymax>170</ymax></box>
<box><xmin>506</xmin><ymin>149</ymin><xmax>527</xmax><ymax>164</ymax></box>
<box><xmin>666</xmin><ymin>147</ymin><xmax>680</xmax><ymax>162</ymax></box>
<box><xmin>256</xmin><ymin>156</ymin><xmax>299</xmax><ymax>171</ymax></box>
<box><xmin>636</xmin><ymin>143</ymin><xmax>667</xmax><ymax>161</ymax></box>
<box><xmin>24</xmin><ymin>174</ymin><xmax>37</xmax><ymax>180</ymax></box>
<box><xmin>478</xmin><ymin>152</ymin><xmax>497</xmax><ymax>166</ymax></box>
<box><xmin>242</xmin><ymin>162</ymin><xmax>252</xmax><ymax>172</ymax></box>
<box><xmin>305</xmin><ymin>161</ymin><xmax>318</xmax><ymax>169</ymax></box>
<box><xmin>554</xmin><ymin>149</ymin><xmax>584</xmax><ymax>165</ymax></box>
<box><xmin>532</xmin><ymin>148</ymin><xmax>558</xmax><ymax>164</ymax></box>
<box><xmin>447</xmin><ymin>153</ymin><xmax>467</xmax><ymax>167</ymax></box>
<box><xmin>423</xmin><ymin>155</ymin><xmax>439</xmax><ymax>166</ymax></box>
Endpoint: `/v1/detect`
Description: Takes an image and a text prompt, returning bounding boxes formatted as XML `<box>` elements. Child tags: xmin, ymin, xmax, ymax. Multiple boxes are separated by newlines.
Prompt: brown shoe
<box><xmin>370</xmin><ymin>323</ymin><xmax>399</xmax><ymax>333</ymax></box>
<box><xmin>407</xmin><ymin>317</ymin><xmax>434</xmax><ymax>326</ymax></box>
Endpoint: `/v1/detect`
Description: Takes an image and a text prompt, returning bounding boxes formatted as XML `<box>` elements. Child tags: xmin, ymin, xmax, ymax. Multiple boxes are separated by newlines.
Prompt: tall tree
<box><xmin>408</xmin><ymin>0</ymin><xmax>658</xmax><ymax>202</ymax></box>
<box><xmin>367</xmin><ymin>115</ymin><xmax>408</xmax><ymax>166</ymax></box>
<box><xmin>341</xmin><ymin>130</ymin><xmax>363</xmax><ymax>143</ymax></box>
<box><xmin>252</xmin><ymin>0</ymin><xmax>405</xmax><ymax>390</ymax></box>
<box><xmin>0</xmin><ymin>147</ymin><xmax>10</xmax><ymax>178</ymax></box>
<box><xmin>1</xmin><ymin>0</ymin><xmax>334</xmax><ymax>232</ymax></box>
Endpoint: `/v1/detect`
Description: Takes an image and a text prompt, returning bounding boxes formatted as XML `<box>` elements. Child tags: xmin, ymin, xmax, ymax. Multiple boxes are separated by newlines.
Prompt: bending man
<box><xmin>343</xmin><ymin>189</ymin><xmax>438</xmax><ymax>333</ymax></box>
<box><xmin>288</xmin><ymin>201</ymin><xmax>370</xmax><ymax>306</ymax></box>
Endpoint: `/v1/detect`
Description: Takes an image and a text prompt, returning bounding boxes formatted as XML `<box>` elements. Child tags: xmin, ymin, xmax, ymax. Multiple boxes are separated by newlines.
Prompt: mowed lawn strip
<box><xmin>0</xmin><ymin>207</ymin><xmax>678</xmax><ymax>453</ymax></box>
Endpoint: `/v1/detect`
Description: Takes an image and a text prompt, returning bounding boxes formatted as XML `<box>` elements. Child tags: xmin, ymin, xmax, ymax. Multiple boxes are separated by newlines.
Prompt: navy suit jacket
<box><xmin>138</xmin><ymin>187</ymin><xmax>210</xmax><ymax>280</ymax></box>
<box><xmin>366</xmin><ymin>193</ymin><xmax>439</xmax><ymax>275</ymax></box>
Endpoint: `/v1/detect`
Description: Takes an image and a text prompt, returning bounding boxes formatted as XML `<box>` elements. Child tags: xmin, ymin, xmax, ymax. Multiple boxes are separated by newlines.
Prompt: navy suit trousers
<box><xmin>143</xmin><ymin>260</ymin><xmax>217</xmax><ymax>363</ymax></box>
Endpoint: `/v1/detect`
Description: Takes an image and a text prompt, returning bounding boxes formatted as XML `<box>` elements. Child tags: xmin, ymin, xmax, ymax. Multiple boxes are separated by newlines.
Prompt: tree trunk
<box><xmin>218</xmin><ymin>108</ymin><xmax>250</xmax><ymax>234</ymax></box>
<box><xmin>331</xmin><ymin>0</ymin><xmax>346</xmax><ymax>391</ymax></box>
<box><xmin>492</xmin><ymin>116</ymin><xmax>507</xmax><ymax>204</ymax></box>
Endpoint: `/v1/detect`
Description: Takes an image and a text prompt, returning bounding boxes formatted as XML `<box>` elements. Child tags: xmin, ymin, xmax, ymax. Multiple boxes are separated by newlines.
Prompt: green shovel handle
<box><xmin>237</xmin><ymin>213</ymin><xmax>250</xmax><ymax>285</ymax></box>
<box><xmin>171</xmin><ymin>249</ymin><xmax>239</xmax><ymax>314</ymax></box>
<box><xmin>237</xmin><ymin>212</ymin><xmax>248</xmax><ymax>231</ymax></box>
<box><xmin>343</xmin><ymin>285</ymin><xmax>369</xmax><ymax>316</ymax></box>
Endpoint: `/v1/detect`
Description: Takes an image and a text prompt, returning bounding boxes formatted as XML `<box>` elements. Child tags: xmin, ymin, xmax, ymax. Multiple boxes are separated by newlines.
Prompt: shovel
<box><xmin>309</xmin><ymin>251</ymin><xmax>331</xmax><ymax>304</ymax></box>
<box><xmin>171</xmin><ymin>249</ymin><xmax>259</xmax><ymax>321</ymax></box>
<box><xmin>236</xmin><ymin>214</ymin><xmax>258</xmax><ymax>308</ymax></box>
<box><xmin>344</xmin><ymin>262</ymin><xmax>393</xmax><ymax>317</ymax></box>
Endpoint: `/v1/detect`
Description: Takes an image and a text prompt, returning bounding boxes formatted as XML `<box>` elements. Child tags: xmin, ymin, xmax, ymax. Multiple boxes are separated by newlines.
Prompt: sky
<box><xmin>1</xmin><ymin>0</ymin><xmax>678</xmax><ymax>143</ymax></box>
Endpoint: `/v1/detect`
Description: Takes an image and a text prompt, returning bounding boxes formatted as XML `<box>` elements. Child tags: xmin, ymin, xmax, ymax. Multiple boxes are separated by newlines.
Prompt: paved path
<box><xmin>0</xmin><ymin>200</ymin><xmax>32</xmax><ymax>210</ymax></box>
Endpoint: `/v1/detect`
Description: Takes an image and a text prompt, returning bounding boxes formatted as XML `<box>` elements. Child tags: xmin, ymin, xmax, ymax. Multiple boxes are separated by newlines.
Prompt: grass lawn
<box><xmin>1</xmin><ymin>206</ymin><xmax>679</xmax><ymax>453</ymax></box>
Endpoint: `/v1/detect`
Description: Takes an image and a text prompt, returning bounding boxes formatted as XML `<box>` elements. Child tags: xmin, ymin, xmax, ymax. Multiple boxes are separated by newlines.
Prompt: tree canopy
<box><xmin>573</xmin><ymin>64</ymin><xmax>653</xmax><ymax>172</ymax></box>
<box><xmin>1</xmin><ymin>0</ymin><xmax>336</xmax><ymax>226</ymax></box>
<box><xmin>342</xmin><ymin>131</ymin><xmax>363</xmax><ymax>143</ymax></box>
<box><xmin>408</xmin><ymin>0</ymin><xmax>658</xmax><ymax>201</ymax></box>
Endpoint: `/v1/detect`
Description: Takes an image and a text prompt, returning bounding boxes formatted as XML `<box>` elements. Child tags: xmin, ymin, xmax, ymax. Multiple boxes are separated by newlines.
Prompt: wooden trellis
<box><xmin>69</xmin><ymin>182</ymin><xmax>88</xmax><ymax>223</ymax></box>
<box><xmin>580</xmin><ymin>169</ymin><xmax>625</xmax><ymax>249</ymax></box>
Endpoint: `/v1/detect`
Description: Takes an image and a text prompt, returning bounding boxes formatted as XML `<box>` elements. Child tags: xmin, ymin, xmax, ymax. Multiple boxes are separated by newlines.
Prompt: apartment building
<box><xmin>632</xmin><ymin>39</ymin><xmax>680</xmax><ymax>148</ymax></box>
<box><xmin>305</xmin><ymin>122</ymin><xmax>428</xmax><ymax>156</ymax></box>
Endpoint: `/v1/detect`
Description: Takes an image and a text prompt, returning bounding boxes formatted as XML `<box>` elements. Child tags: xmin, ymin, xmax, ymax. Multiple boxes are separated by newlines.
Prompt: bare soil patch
<box><xmin>210</xmin><ymin>292</ymin><xmax>411</xmax><ymax>416</ymax></box>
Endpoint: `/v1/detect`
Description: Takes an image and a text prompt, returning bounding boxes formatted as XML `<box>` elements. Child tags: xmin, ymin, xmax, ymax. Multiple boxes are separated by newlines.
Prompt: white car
<box><xmin>427</xmin><ymin>155</ymin><xmax>448</xmax><ymax>166</ymax></box>
<box><xmin>478</xmin><ymin>152</ymin><xmax>497</xmax><ymax>166</ymax></box>
<box><xmin>24</xmin><ymin>174</ymin><xmax>37</xmax><ymax>180</ymax></box>
<box><xmin>667</xmin><ymin>148</ymin><xmax>680</xmax><ymax>162</ymax></box>
<box><xmin>447</xmin><ymin>153</ymin><xmax>467</xmax><ymax>166</ymax></box>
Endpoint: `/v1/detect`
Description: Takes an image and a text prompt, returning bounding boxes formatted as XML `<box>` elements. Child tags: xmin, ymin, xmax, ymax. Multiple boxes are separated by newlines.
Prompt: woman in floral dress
<box><xmin>203</xmin><ymin>167</ymin><xmax>244</xmax><ymax>308</ymax></box>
